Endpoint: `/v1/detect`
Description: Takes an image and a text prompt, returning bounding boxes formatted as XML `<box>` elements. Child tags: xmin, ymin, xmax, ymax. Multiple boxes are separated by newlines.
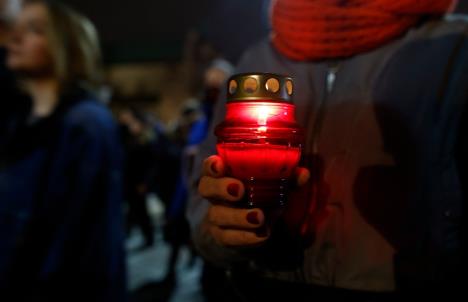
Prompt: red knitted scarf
<box><xmin>271</xmin><ymin>0</ymin><xmax>455</xmax><ymax>61</ymax></box>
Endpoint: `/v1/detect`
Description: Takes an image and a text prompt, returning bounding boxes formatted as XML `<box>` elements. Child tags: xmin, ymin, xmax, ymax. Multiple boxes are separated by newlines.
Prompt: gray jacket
<box><xmin>187</xmin><ymin>15</ymin><xmax>468</xmax><ymax>292</ymax></box>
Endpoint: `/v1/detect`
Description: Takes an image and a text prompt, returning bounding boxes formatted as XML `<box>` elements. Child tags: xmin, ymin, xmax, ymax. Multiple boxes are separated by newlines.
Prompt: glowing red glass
<box><xmin>215</xmin><ymin>99</ymin><xmax>303</xmax><ymax>209</ymax></box>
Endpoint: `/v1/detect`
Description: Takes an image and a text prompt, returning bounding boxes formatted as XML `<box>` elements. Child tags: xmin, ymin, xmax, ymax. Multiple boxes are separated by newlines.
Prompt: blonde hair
<box><xmin>25</xmin><ymin>0</ymin><xmax>102</xmax><ymax>91</ymax></box>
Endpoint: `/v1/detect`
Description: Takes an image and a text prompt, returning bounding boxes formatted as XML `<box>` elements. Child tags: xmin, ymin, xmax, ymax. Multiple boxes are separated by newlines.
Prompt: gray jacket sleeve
<box><xmin>185</xmin><ymin>39</ymin><xmax>277</xmax><ymax>267</ymax></box>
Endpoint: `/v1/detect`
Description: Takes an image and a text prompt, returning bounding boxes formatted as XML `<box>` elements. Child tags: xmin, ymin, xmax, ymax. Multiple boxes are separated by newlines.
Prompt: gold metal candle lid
<box><xmin>227</xmin><ymin>73</ymin><xmax>294</xmax><ymax>103</ymax></box>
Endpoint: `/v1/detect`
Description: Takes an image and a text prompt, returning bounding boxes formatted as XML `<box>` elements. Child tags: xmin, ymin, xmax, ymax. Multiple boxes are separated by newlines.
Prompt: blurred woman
<box><xmin>0</xmin><ymin>1</ymin><xmax>125</xmax><ymax>301</ymax></box>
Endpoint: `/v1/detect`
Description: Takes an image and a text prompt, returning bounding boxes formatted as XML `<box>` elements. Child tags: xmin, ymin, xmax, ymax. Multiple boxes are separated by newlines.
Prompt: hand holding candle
<box><xmin>198</xmin><ymin>155</ymin><xmax>309</xmax><ymax>247</ymax></box>
<box><xmin>198</xmin><ymin>73</ymin><xmax>309</xmax><ymax>247</ymax></box>
<box><xmin>215</xmin><ymin>73</ymin><xmax>305</xmax><ymax>209</ymax></box>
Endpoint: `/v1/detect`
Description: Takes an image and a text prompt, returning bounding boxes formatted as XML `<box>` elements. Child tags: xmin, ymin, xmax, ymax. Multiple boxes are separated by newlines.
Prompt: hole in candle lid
<box><xmin>229</xmin><ymin>80</ymin><xmax>238</xmax><ymax>95</ymax></box>
<box><xmin>265</xmin><ymin>78</ymin><xmax>280</xmax><ymax>93</ymax></box>
<box><xmin>244</xmin><ymin>77</ymin><xmax>258</xmax><ymax>93</ymax></box>
<box><xmin>285</xmin><ymin>80</ymin><xmax>293</xmax><ymax>95</ymax></box>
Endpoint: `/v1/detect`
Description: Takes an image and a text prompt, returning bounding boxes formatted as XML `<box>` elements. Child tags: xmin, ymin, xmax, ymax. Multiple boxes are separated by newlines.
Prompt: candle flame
<box><xmin>257</xmin><ymin>106</ymin><xmax>271</xmax><ymax>126</ymax></box>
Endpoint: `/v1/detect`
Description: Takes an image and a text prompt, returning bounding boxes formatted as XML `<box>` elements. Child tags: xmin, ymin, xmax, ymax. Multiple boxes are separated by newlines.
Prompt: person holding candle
<box><xmin>188</xmin><ymin>0</ymin><xmax>468</xmax><ymax>300</ymax></box>
<box><xmin>0</xmin><ymin>1</ymin><xmax>125</xmax><ymax>301</ymax></box>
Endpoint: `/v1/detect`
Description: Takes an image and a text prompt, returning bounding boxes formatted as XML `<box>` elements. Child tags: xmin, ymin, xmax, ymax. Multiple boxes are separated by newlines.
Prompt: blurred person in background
<box><xmin>165</xmin><ymin>59</ymin><xmax>233</xmax><ymax>282</ymax></box>
<box><xmin>186</xmin><ymin>58</ymin><xmax>234</xmax><ymax>150</ymax></box>
<box><xmin>0</xmin><ymin>0</ymin><xmax>126</xmax><ymax>301</ymax></box>
<box><xmin>160</xmin><ymin>101</ymin><xmax>202</xmax><ymax>286</ymax></box>
<box><xmin>0</xmin><ymin>0</ymin><xmax>26</xmax><ymax>133</ymax></box>
<box><xmin>189</xmin><ymin>0</ymin><xmax>468</xmax><ymax>300</ymax></box>
<box><xmin>0</xmin><ymin>0</ymin><xmax>21</xmax><ymax>61</ymax></box>
<box><xmin>119</xmin><ymin>107</ymin><xmax>156</xmax><ymax>250</ymax></box>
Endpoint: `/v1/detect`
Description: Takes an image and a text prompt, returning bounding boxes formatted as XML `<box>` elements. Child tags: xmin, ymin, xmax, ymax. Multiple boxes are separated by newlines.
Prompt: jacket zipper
<box><xmin>300</xmin><ymin>62</ymin><xmax>340</xmax><ymax>285</ymax></box>
<box><xmin>310</xmin><ymin>63</ymin><xmax>340</xmax><ymax>152</ymax></box>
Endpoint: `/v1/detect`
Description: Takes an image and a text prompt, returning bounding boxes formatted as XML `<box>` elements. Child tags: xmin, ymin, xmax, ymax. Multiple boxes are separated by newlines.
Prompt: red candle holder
<box><xmin>215</xmin><ymin>73</ymin><xmax>304</xmax><ymax>210</ymax></box>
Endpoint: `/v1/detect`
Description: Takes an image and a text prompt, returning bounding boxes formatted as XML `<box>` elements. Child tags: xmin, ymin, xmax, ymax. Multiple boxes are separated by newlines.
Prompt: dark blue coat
<box><xmin>0</xmin><ymin>91</ymin><xmax>126</xmax><ymax>301</ymax></box>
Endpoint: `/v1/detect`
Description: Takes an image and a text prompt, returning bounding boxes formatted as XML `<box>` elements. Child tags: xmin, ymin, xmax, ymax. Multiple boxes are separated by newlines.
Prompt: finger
<box><xmin>199</xmin><ymin>176</ymin><xmax>244</xmax><ymax>202</ymax></box>
<box><xmin>207</xmin><ymin>206</ymin><xmax>264</xmax><ymax>229</ymax></box>
<box><xmin>202</xmin><ymin>155</ymin><xmax>225</xmax><ymax>177</ymax></box>
<box><xmin>209</xmin><ymin>225</ymin><xmax>270</xmax><ymax>247</ymax></box>
<box><xmin>295</xmin><ymin>167</ymin><xmax>310</xmax><ymax>187</ymax></box>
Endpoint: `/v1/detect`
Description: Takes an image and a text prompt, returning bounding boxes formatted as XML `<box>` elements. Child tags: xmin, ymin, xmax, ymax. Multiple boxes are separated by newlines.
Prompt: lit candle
<box><xmin>215</xmin><ymin>73</ymin><xmax>304</xmax><ymax>209</ymax></box>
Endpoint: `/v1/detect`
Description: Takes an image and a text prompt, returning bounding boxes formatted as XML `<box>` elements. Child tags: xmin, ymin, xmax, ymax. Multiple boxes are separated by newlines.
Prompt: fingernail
<box><xmin>227</xmin><ymin>183</ymin><xmax>239</xmax><ymax>197</ymax></box>
<box><xmin>256</xmin><ymin>227</ymin><xmax>268</xmax><ymax>238</ymax></box>
<box><xmin>211</xmin><ymin>162</ymin><xmax>218</xmax><ymax>174</ymax></box>
<box><xmin>246</xmin><ymin>211</ymin><xmax>260</xmax><ymax>225</ymax></box>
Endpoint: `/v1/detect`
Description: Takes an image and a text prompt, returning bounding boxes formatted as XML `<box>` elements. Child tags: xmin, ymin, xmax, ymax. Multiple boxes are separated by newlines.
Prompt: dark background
<box><xmin>62</xmin><ymin>0</ymin><xmax>271</xmax><ymax>64</ymax></box>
